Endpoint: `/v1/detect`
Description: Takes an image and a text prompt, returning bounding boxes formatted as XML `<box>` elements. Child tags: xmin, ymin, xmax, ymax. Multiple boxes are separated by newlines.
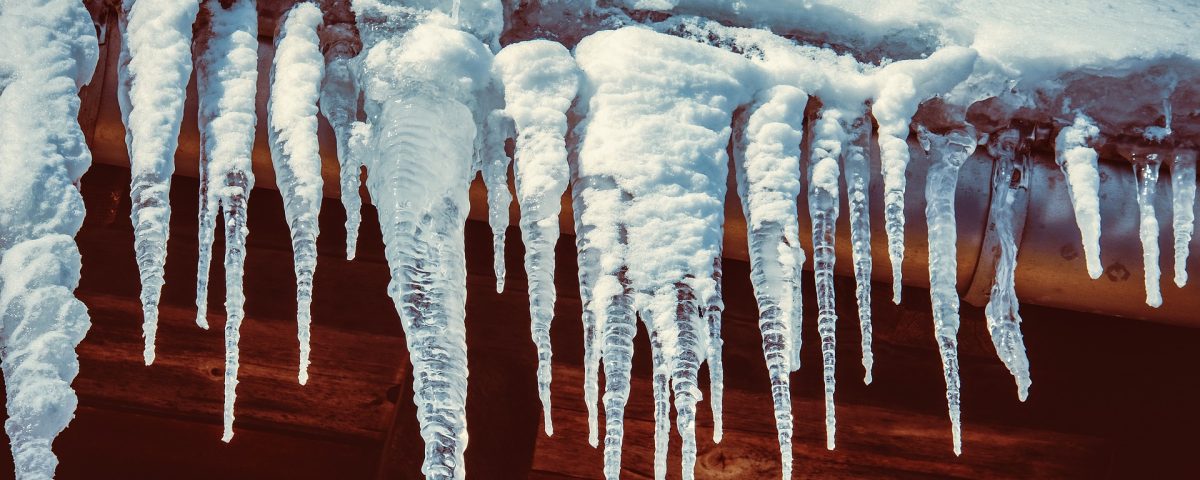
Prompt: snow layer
<box><xmin>268</xmin><ymin>1</ymin><xmax>325</xmax><ymax>393</ymax></box>
<box><xmin>493</xmin><ymin>39</ymin><xmax>581</xmax><ymax>437</ymax></box>
<box><xmin>0</xmin><ymin>0</ymin><xmax>98</xmax><ymax>477</ymax></box>
<box><xmin>116</xmin><ymin>0</ymin><xmax>200</xmax><ymax>366</ymax></box>
<box><xmin>574</xmin><ymin>26</ymin><xmax>756</xmax><ymax>480</ymax></box>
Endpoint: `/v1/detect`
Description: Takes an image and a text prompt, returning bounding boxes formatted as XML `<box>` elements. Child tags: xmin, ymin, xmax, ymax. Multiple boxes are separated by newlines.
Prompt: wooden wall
<box><xmin>0</xmin><ymin>165</ymin><xmax>1197</xmax><ymax>479</ymax></box>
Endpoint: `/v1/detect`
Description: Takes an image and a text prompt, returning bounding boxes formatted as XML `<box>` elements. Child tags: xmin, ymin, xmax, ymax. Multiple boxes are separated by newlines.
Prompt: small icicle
<box><xmin>733</xmin><ymin>85</ymin><xmax>807</xmax><ymax>478</ymax></box>
<box><xmin>117</xmin><ymin>0</ymin><xmax>201</xmax><ymax>365</ymax></box>
<box><xmin>1170</xmin><ymin>151</ymin><xmax>1196</xmax><ymax>287</ymax></box>
<box><xmin>648</xmin><ymin>324</ymin><xmax>672</xmax><ymax>480</ymax></box>
<box><xmin>193</xmin><ymin>0</ymin><xmax>259</xmax><ymax>443</ymax></box>
<box><xmin>918</xmin><ymin>125</ymin><xmax>977</xmax><ymax>456</ymax></box>
<box><xmin>1055</xmin><ymin>113</ymin><xmax>1104</xmax><ymax>279</ymax></box>
<box><xmin>268</xmin><ymin>2</ymin><xmax>325</xmax><ymax>390</ymax></box>
<box><xmin>1131</xmin><ymin>151</ymin><xmax>1164</xmax><ymax>307</ymax></box>
<box><xmin>482</xmin><ymin>110</ymin><xmax>513</xmax><ymax>292</ymax></box>
<box><xmin>493</xmin><ymin>40</ymin><xmax>581</xmax><ymax>436</ymax></box>
<box><xmin>809</xmin><ymin>107</ymin><xmax>846</xmax><ymax>450</ymax></box>
<box><xmin>983</xmin><ymin>129</ymin><xmax>1031</xmax><ymax>401</ymax></box>
<box><xmin>705</xmin><ymin>262</ymin><xmax>725</xmax><ymax>444</ymax></box>
<box><xmin>317</xmin><ymin>26</ymin><xmax>363</xmax><ymax>260</ymax></box>
<box><xmin>843</xmin><ymin>114</ymin><xmax>874</xmax><ymax>384</ymax></box>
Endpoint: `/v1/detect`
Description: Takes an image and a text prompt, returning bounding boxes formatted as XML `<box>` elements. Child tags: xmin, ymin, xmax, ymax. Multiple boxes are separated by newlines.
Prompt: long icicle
<box><xmin>0</xmin><ymin>0</ymin><xmax>98</xmax><ymax>476</ymax></box>
<box><xmin>810</xmin><ymin>106</ymin><xmax>846</xmax><ymax>450</ymax></box>
<box><xmin>194</xmin><ymin>0</ymin><xmax>259</xmax><ymax>443</ymax></box>
<box><xmin>1131</xmin><ymin>151</ymin><xmax>1164</xmax><ymax>307</ymax></box>
<box><xmin>919</xmin><ymin>125</ymin><xmax>977</xmax><ymax>456</ymax></box>
<box><xmin>983</xmin><ymin>128</ymin><xmax>1031</xmax><ymax>401</ymax></box>
<box><xmin>1055</xmin><ymin>113</ymin><xmax>1104</xmax><ymax>279</ymax></box>
<box><xmin>117</xmin><ymin>0</ymin><xmax>200</xmax><ymax>365</ymax></box>
<box><xmin>843</xmin><ymin>113</ymin><xmax>874</xmax><ymax>384</ymax></box>
<box><xmin>267</xmin><ymin>2</ymin><xmax>325</xmax><ymax>390</ymax></box>
<box><xmin>1171</xmin><ymin>151</ymin><xmax>1196</xmax><ymax>287</ymax></box>
<box><xmin>733</xmin><ymin>85</ymin><xmax>807</xmax><ymax>478</ymax></box>
<box><xmin>493</xmin><ymin>40</ymin><xmax>580</xmax><ymax>436</ymax></box>
<box><xmin>482</xmin><ymin>109</ymin><xmax>513</xmax><ymax>292</ymax></box>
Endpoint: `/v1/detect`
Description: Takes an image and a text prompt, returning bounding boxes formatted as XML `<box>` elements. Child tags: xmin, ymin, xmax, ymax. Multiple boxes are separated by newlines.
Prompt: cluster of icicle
<box><xmin>10</xmin><ymin>0</ymin><xmax>1198</xmax><ymax>479</ymax></box>
<box><xmin>0</xmin><ymin>0</ymin><xmax>97</xmax><ymax>478</ymax></box>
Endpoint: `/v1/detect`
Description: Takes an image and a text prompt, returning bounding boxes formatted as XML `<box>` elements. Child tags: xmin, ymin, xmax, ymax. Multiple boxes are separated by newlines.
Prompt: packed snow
<box><xmin>0</xmin><ymin>0</ymin><xmax>98</xmax><ymax>477</ymax></box>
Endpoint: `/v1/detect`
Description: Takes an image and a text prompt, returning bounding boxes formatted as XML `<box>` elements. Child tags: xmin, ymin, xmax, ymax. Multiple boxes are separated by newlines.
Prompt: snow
<box><xmin>1132</xmin><ymin>152</ymin><xmax>1164</xmax><ymax>307</ymax></box>
<box><xmin>918</xmin><ymin>125</ymin><xmax>978</xmax><ymax>456</ymax></box>
<box><xmin>1055</xmin><ymin>114</ymin><xmax>1104</xmax><ymax>279</ymax></box>
<box><xmin>733</xmin><ymin>84</ymin><xmax>808</xmax><ymax>478</ymax></box>
<box><xmin>1171</xmin><ymin>151</ymin><xmax>1197</xmax><ymax>287</ymax></box>
<box><xmin>573</xmin><ymin>26</ymin><xmax>755</xmax><ymax>479</ymax></box>
<box><xmin>0</xmin><ymin>0</ymin><xmax>98</xmax><ymax>477</ymax></box>
<box><xmin>268</xmin><ymin>1</ymin><xmax>325</xmax><ymax>395</ymax></box>
<box><xmin>493</xmin><ymin>39</ymin><xmax>580</xmax><ymax>436</ymax></box>
<box><xmin>983</xmin><ymin>128</ymin><xmax>1031</xmax><ymax>401</ymax></box>
<box><xmin>116</xmin><ymin>0</ymin><xmax>200</xmax><ymax>366</ymax></box>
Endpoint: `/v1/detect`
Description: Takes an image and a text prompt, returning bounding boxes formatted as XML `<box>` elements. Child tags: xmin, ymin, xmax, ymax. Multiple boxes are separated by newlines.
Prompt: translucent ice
<box><xmin>1170</xmin><ymin>151</ymin><xmax>1196</xmax><ymax>287</ymax></box>
<box><xmin>983</xmin><ymin>129</ymin><xmax>1031</xmax><ymax>401</ymax></box>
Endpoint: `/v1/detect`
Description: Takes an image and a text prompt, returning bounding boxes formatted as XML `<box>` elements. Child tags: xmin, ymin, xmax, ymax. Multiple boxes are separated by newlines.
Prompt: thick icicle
<box><xmin>983</xmin><ymin>129</ymin><xmax>1031</xmax><ymax>401</ymax></box>
<box><xmin>1055</xmin><ymin>114</ymin><xmax>1104</xmax><ymax>279</ymax></box>
<box><xmin>1131</xmin><ymin>152</ymin><xmax>1164</xmax><ymax>307</ymax></box>
<box><xmin>918</xmin><ymin>125</ymin><xmax>977</xmax><ymax>456</ymax></box>
<box><xmin>318</xmin><ymin>25</ymin><xmax>363</xmax><ymax>260</ymax></box>
<box><xmin>843</xmin><ymin>114</ymin><xmax>874</xmax><ymax>384</ymax></box>
<box><xmin>194</xmin><ymin>0</ymin><xmax>259</xmax><ymax>442</ymax></box>
<box><xmin>809</xmin><ymin>107</ymin><xmax>846</xmax><ymax>450</ymax></box>
<box><xmin>493</xmin><ymin>40</ymin><xmax>580</xmax><ymax>436</ymax></box>
<box><xmin>353</xmin><ymin>3</ymin><xmax>498</xmax><ymax>472</ymax></box>
<box><xmin>0</xmin><ymin>1</ymin><xmax>98</xmax><ymax>476</ymax></box>
<box><xmin>574</xmin><ymin>28</ymin><xmax>753</xmax><ymax>479</ymax></box>
<box><xmin>268</xmin><ymin>2</ymin><xmax>325</xmax><ymax>392</ymax></box>
<box><xmin>116</xmin><ymin>0</ymin><xmax>201</xmax><ymax>365</ymax></box>
<box><xmin>733</xmin><ymin>85</ymin><xmax>807</xmax><ymax>478</ymax></box>
<box><xmin>1170</xmin><ymin>151</ymin><xmax>1195</xmax><ymax>287</ymax></box>
<box><xmin>482</xmin><ymin>109</ymin><xmax>513</xmax><ymax>292</ymax></box>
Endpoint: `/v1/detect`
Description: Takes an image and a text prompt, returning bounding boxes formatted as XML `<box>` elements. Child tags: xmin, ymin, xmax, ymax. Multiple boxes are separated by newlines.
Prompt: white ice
<box><xmin>116</xmin><ymin>0</ymin><xmax>200</xmax><ymax>365</ymax></box>
<box><xmin>0</xmin><ymin>0</ymin><xmax>98</xmax><ymax>477</ymax></box>
<box><xmin>1055</xmin><ymin>113</ymin><xmax>1104</xmax><ymax>279</ymax></box>
<box><xmin>268</xmin><ymin>2</ymin><xmax>325</xmax><ymax>393</ymax></box>
<box><xmin>983</xmin><ymin>129</ymin><xmax>1031</xmax><ymax>401</ymax></box>
<box><xmin>733</xmin><ymin>85</ymin><xmax>808</xmax><ymax>478</ymax></box>
<box><xmin>1131</xmin><ymin>153</ymin><xmax>1163</xmax><ymax>307</ymax></box>
<box><xmin>574</xmin><ymin>27</ymin><xmax>755</xmax><ymax>480</ymax></box>
<box><xmin>918</xmin><ymin>125</ymin><xmax>977</xmax><ymax>456</ymax></box>
<box><xmin>353</xmin><ymin>1</ymin><xmax>498</xmax><ymax>474</ymax></box>
<box><xmin>1171</xmin><ymin>151</ymin><xmax>1195</xmax><ymax>287</ymax></box>
<box><xmin>493</xmin><ymin>40</ymin><xmax>580</xmax><ymax>437</ymax></box>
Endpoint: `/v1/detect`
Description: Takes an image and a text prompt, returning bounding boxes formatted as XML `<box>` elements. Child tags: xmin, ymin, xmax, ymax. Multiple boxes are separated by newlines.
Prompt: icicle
<box><xmin>268</xmin><ymin>2</ymin><xmax>325</xmax><ymax>391</ymax></box>
<box><xmin>872</xmin><ymin>47</ymin><xmax>978</xmax><ymax>304</ymax></box>
<box><xmin>843</xmin><ymin>114</ymin><xmax>874</xmax><ymax>384</ymax></box>
<box><xmin>705</xmin><ymin>261</ymin><xmax>725</xmax><ymax>444</ymax></box>
<box><xmin>1171</xmin><ymin>151</ymin><xmax>1196</xmax><ymax>287</ymax></box>
<box><xmin>353</xmin><ymin>4</ymin><xmax>498</xmax><ymax>472</ymax></box>
<box><xmin>809</xmin><ymin>107</ymin><xmax>846</xmax><ymax>450</ymax></box>
<box><xmin>649</xmin><ymin>324</ymin><xmax>672</xmax><ymax>480</ymax></box>
<box><xmin>318</xmin><ymin>25</ymin><xmax>363</xmax><ymax>260</ymax></box>
<box><xmin>983</xmin><ymin>129</ymin><xmax>1031</xmax><ymax>401</ymax></box>
<box><xmin>482</xmin><ymin>110</ymin><xmax>513</xmax><ymax>292</ymax></box>
<box><xmin>918</xmin><ymin>125</ymin><xmax>977</xmax><ymax>456</ymax></box>
<box><xmin>1055</xmin><ymin>113</ymin><xmax>1104</xmax><ymax>279</ymax></box>
<box><xmin>493</xmin><ymin>40</ymin><xmax>581</xmax><ymax>436</ymax></box>
<box><xmin>573</xmin><ymin>28</ymin><xmax>753</xmax><ymax>479</ymax></box>
<box><xmin>0</xmin><ymin>1</ymin><xmax>98</xmax><ymax>476</ymax></box>
<box><xmin>1131</xmin><ymin>152</ymin><xmax>1164</xmax><ymax>307</ymax></box>
<box><xmin>116</xmin><ymin>0</ymin><xmax>201</xmax><ymax>365</ymax></box>
<box><xmin>733</xmin><ymin>85</ymin><xmax>807</xmax><ymax>478</ymax></box>
<box><xmin>194</xmin><ymin>0</ymin><xmax>259</xmax><ymax>443</ymax></box>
